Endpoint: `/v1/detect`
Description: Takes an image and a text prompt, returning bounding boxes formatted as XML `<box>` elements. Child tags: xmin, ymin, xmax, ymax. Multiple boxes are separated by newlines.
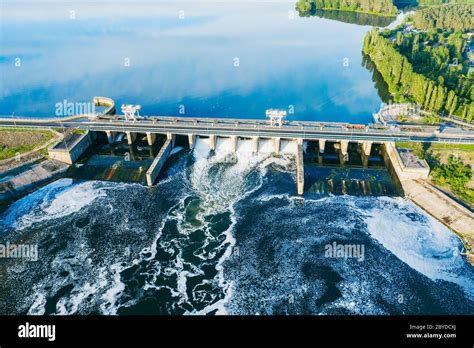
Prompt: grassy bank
<box><xmin>0</xmin><ymin>128</ymin><xmax>56</xmax><ymax>161</ymax></box>
<box><xmin>396</xmin><ymin>142</ymin><xmax>474</xmax><ymax>206</ymax></box>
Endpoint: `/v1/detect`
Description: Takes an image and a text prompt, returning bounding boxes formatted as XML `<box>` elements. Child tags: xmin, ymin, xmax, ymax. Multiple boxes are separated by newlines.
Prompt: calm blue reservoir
<box><xmin>1</xmin><ymin>1</ymin><xmax>384</xmax><ymax>122</ymax></box>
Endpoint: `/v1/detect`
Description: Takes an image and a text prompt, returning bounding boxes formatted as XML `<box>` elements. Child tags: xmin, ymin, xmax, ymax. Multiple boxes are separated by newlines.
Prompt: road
<box><xmin>1</xmin><ymin>115</ymin><xmax>474</xmax><ymax>144</ymax></box>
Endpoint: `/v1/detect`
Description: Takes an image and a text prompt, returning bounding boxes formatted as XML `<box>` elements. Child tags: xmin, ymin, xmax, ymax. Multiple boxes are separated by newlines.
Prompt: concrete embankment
<box><xmin>296</xmin><ymin>139</ymin><xmax>304</xmax><ymax>196</ymax></box>
<box><xmin>402</xmin><ymin>179</ymin><xmax>474</xmax><ymax>265</ymax></box>
<box><xmin>384</xmin><ymin>142</ymin><xmax>474</xmax><ymax>265</ymax></box>
<box><xmin>48</xmin><ymin>132</ymin><xmax>93</xmax><ymax>164</ymax></box>
<box><xmin>0</xmin><ymin>160</ymin><xmax>68</xmax><ymax>200</ymax></box>
<box><xmin>0</xmin><ymin>129</ymin><xmax>63</xmax><ymax>173</ymax></box>
<box><xmin>146</xmin><ymin>136</ymin><xmax>174</xmax><ymax>186</ymax></box>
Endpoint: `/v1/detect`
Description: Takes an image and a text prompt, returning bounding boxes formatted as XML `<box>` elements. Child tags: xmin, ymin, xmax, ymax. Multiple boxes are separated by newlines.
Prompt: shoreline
<box><xmin>311</xmin><ymin>7</ymin><xmax>397</xmax><ymax>18</ymax></box>
<box><xmin>402</xmin><ymin>179</ymin><xmax>474</xmax><ymax>266</ymax></box>
<box><xmin>384</xmin><ymin>141</ymin><xmax>474</xmax><ymax>265</ymax></box>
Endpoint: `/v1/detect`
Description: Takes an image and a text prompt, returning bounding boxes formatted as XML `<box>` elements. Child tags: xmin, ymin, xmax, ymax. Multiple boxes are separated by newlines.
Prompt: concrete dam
<box><xmin>1</xmin><ymin>97</ymin><xmax>474</xmax><ymax>195</ymax></box>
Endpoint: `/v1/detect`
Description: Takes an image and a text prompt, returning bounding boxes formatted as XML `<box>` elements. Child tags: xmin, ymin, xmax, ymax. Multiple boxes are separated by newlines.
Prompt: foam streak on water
<box><xmin>0</xmin><ymin>149</ymin><xmax>473</xmax><ymax>315</ymax></box>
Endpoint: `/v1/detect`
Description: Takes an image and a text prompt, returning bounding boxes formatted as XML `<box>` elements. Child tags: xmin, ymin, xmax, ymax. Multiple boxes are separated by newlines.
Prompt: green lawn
<box><xmin>396</xmin><ymin>141</ymin><xmax>474</xmax><ymax>206</ymax></box>
<box><xmin>396</xmin><ymin>142</ymin><xmax>474</xmax><ymax>152</ymax></box>
<box><xmin>0</xmin><ymin>129</ymin><xmax>56</xmax><ymax>161</ymax></box>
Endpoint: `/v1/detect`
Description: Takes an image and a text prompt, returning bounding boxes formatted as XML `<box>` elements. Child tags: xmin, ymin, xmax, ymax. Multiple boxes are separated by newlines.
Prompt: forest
<box><xmin>417</xmin><ymin>0</ymin><xmax>474</xmax><ymax>6</ymax></box>
<box><xmin>363</xmin><ymin>29</ymin><xmax>473</xmax><ymax>120</ymax></box>
<box><xmin>412</xmin><ymin>3</ymin><xmax>474</xmax><ymax>31</ymax></box>
<box><xmin>432</xmin><ymin>155</ymin><xmax>473</xmax><ymax>203</ymax></box>
<box><xmin>295</xmin><ymin>0</ymin><xmax>398</xmax><ymax>16</ymax></box>
<box><xmin>295</xmin><ymin>8</ymin><xmax>395</xmax><ymax>26</ymax></box>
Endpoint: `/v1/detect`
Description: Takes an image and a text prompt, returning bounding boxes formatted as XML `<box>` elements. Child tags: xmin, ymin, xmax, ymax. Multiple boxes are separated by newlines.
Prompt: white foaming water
<box><xmin>223</xmin><ymin>193</ymin><xmax>474</xmax><ymax>315</ymax></box>
<box><xmin>236</xmin><ymin>138</ymin><xmax>252</xmax><ymax>153</ymax></box>
<box><xmin>1</xmin><ymin>180</ymin><xmax>152</xmax><ymax>316</ymax></box>
<box><xmin>186</xmin><ymin>136</ymin><xmax>278</xmax><ymax>314</ymax></box>
<box><xmin>2</xmin><ymin>178</ymin><xmax>108</xmax><ymax>230</ymax></box>
<box><xmin>191</xmin><ymin>136</ymin><xmax>264</xmax><ymax>213</ymax></box>
<box><xmin>170</xmin><ymin>146</ymin><xmax>184</xmax><ymax>156</ymax></box>
<box><xmin>363</xmin><ymin>197</ymin><xmax>473</xmax><ymax>297</ymax></box>
<box><xmin>100</xmin><ymin>263</ymin><xmax>127</xmax><ymax>315</ymax></box>
<box><xmin>280</xmin><ymin>139</ymin><xmax>297</xmax><ymax>154</ymax></box>
<box><xmin>193</xmin><ymin>136</ymin><xmax>211</xmax><ymax>160</ymax></box>
<box><xmin>215</xmin><ymin>137</ymin><xmax>233</xmax><ymax>153</ymax></box>
<box><xmin>28</xmin><ymin>293</ymin><xmax>47</xmax><ymax>315</ymax></box>
<box><xmin>303</xmin><ymin>140</ymin><xmax>308</xmax><ymax>153</ymax></box>
<box><xmin>258</xmin><ymin>139</ymin><xmax>274</xmax><ymax>154</ymax></box>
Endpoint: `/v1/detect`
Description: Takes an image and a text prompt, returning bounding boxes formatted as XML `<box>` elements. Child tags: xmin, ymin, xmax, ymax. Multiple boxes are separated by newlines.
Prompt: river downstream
<box><xmin>0</xmin><ymin>142</ymin><xmax>473</xmax><ymax>314</ymax></box>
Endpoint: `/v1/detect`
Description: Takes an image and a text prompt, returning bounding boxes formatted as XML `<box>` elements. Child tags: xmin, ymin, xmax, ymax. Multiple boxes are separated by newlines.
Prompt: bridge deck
<box><xmin>0</xmin><ymin>115</ymin><xmax>473</xmax><ymax>144</ymax></box>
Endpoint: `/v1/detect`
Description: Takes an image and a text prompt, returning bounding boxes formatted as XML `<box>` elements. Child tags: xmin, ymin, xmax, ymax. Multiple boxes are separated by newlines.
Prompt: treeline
<box><xmin>418</xmin><ymin>0</ymin><xmax>474</xmax><ymax>6</ymax></box>
<box><xmin>412</xmin><ymin>4</ymin><xmax>474</xmax><ymax>31</ymax></box>
<box><xmin>432</xmin><ymin>155</ymin><xmax>473</xmax><ymax>203</ymax></box>
<box><xmin>297</xmin><ymin>8</ymin><xmax>395</xmax><ymax>26</ymax></box>
<box><xmin>363</xmin><ymin>29</ymin><xmax>473</xmax><ymax>120</ymax></box>
<box><xmin>295</xmin><ymin>0</ymin><xmax>398</xmax><ymax>16</ymax></box>
<box><xmin>395</xmin><ymin>30</ymin><xmax>472</xmax><ymax>95</ymax></box>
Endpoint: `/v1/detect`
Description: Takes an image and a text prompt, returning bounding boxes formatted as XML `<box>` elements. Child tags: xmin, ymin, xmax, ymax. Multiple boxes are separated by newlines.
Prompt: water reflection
<box><xmin>297</xmin><ymin>8</ymin><xmax>395</xmax><ymax>27</ymax></box>
<box><xmin>362</xmin><ymin>54</ymin><xmax>392</xmax><ymax>104</ymax></box>
<box><xmin>1</xmin><ymin>1</ymin><xmax>382</xmax><ymax>123</ymax></box>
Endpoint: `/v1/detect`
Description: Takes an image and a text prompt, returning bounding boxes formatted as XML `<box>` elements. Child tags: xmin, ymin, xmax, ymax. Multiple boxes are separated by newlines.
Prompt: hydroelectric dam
<box><xmin>1</xmin><ymin>97</ymin><xmax>474</xmax><ymax>195</ymax></box>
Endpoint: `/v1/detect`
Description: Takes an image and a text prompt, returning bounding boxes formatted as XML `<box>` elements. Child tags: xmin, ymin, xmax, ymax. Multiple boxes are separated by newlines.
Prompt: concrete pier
<box><xmin>251</xmin><ymin>137</ymin><xmax>259</xmax><ymax>153</ymax></box>
<box><xmin>210</xmin><ymin>135</ymin><xmax>216</xmax><ymax>151</ymax></box>
<box><xmin>146</xmin><ymin>132</ymin><xmax>156</xmax><ymax>146</ymax></box>
<box><xmin>166</xmin><ymin>132</ymin><xmax>175</xmax><ymax>147</ymax></box>
<box><xmin>273</xmin><ymin>137</ymin><xmax>280</xmax><ymax>154</ymax></box>
<box><xmin>361</xmin><ymin>141</ymin><xmax>372</xmax><ymax>167</ymax></box>
<box><xmin>384</xmin><ymin>142</ymin><xmax>429</xmax><ymax>181</ymax></box>
<box><xmin>105</xmin><ymin>130</ymin><xmax>116</xmax><ymax>144</ymax></box>
<box><xmin>188</xmin><ymin>134</ymin><xmax>196</xmax><ymax>149</ymax></box>
<box><xmin>230</xmin><ymin>136</ymin><xmax>237</xmax><ymax>153</ymax></box>
<box><xmin>340</xmin><ymin>140</ymin><xmax>349</xmax><ymax>157</ymax></box>
<box><xmin>146</xmin><ymin>136</ymin><xmax>174</xmax><ymax>186</ymax></box>
<box><xmin>48</xmin><ymin>132</ymin><xmax>93</xmax><ymax>165</ymax></box>
<box><xmin>319</xmin><ymin>139</ymin><xmax>326</xmax><ymax>154</ymax></box>
<box><xmin>339</xmin><ymin>140</ymin><xmax>349</xmax><ymax>164</ymax></box>
<box><xmin>296</xmin><ymin>138</ymin><xmax>304</xmax><ymax>196</ymax></box>
<box><xmin>362</xmin><ymin>141</ymin><xmax>372</xmax><ymax>156</ymax></box>
<box><xmin>126</xmin><ymin>131</ymin><xmax>136</xmax><ymax>145</ymax></box>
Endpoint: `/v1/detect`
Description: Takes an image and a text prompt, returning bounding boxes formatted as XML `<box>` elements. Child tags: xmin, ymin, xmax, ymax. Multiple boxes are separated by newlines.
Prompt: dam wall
<box><xmin>48</xmin><ymin>132</ymin><xmax>93</xmax><ymax>165</ymax></box>
<box><xmin>383</xmin><ymin>142</ymin><xmax>430</xmax><ymax>182</ymax></box>
<box><xmin>146</xmin><ymin>136</ymin><xmax>174</xmax><ymax>186</ymax></box>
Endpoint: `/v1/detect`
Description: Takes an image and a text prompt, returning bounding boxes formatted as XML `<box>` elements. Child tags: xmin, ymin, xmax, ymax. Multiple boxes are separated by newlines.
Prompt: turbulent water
<box><xmin>0</xmin><ymin>140</ymin><xmax>473</xmax><ymax>315</ymax></box>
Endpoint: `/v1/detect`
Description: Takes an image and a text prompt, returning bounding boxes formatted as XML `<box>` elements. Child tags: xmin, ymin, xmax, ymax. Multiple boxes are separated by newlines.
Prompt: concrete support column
<box><xmin>273</xmin><ymin>137</ymin><xmax>280</xmax><ymax>154</ymax></box>
<box><xmin>362</xmin><ymin>141</ymin><xmax>373</xmax><ymax>157</ymax></box>
<box><xmin>146</xmin><ymin>137</ymin><xmax>174</xmax><ymax>187</ymax></box>
<box><xmin>167</xmin><ymin>132</ymin><xmax>175</xmax><ymax>147</ymax></box>
<box><xmin>296</xmin><ymin>139</ymin><xmax>304</xmax><ymax>196</ymax></box>
<box><xmin>105</xmin><ymin>130</ymin><xmax>116</xmax><ymax>144</ymax></box>
<box><xmin>318</xmin><ymin>139</ymin><xmax>326</xmax><ymax>154</ymax></box>
<box><xmin>340</xmin><ymin>141</ymin><xmax>349</xmax><ymax>156</ymax></box>
<box><xmin>339</xmin><ymin>140</ymin><xmax>349</xmax><ymax>165</ymax></box>
<box><xmin>361</xmin><ymin>141</ymin><xmax>372</xmax><ymax>167</ymax></box>
<box><xmin>251</xmin><ymin>137</ymin><xmax>259</xmax><ymax>154</ymax></box>
<box><xmin>210</xmin><ymin>135</ymin><xmax>216</xmax><ymax>151</ymax></box>
<box><xmin>188</xmin><ymin>134</ymin><xmax>196</xmax><ymax>149</ymax></box>
<box><xmin>146</xmin><ymin>132</ymin><xmax>156</xmax><ymax>146</ymax></box>
<box><xmin>126</xmin><ymin>131</ymin><xmax>136</xmax><ymax>145</ymax></box>
<box><xmin>230</xmin><ymin>136</ymin><xmax>237</xmax><ymax>153</ymax></box>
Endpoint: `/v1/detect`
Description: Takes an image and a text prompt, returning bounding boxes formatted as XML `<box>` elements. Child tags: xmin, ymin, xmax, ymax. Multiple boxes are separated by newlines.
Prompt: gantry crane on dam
<box><xmin>1</xmin><ymin>97</ymin><xmax>473</xmax><ymax>195</ymax></box>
